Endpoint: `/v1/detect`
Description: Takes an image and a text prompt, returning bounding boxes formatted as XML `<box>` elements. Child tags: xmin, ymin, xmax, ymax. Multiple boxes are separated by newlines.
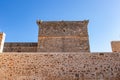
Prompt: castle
<box><xmin>0</xmin><ymin>20</ymin><xmax>119</xmax><ymax>80</ymax></box>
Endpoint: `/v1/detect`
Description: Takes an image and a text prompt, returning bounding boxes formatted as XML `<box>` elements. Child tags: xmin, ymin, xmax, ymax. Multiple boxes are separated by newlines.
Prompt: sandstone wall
<box><xmin>111</xmin><ymin>41</ymin><xmax>120</xmax><ymax>52</ymax></box>
<box><xmin>37</xmin><ymin>21</ymin><xmax>90</xmax><ymax>52</ymax></box>
<box><xmin>0</xmin><ymin>32</ymin><xmax>6</xmax><ymax>53</ymax></box>
<box><xmin>0</xmin><ymin>52</ymin><xmax>119</xmax><ymax>80</ymax></box>
<box><xmin>3</xmin><ymin>43</ymin><xmax>37</xmax><ymax>52</ymax></box>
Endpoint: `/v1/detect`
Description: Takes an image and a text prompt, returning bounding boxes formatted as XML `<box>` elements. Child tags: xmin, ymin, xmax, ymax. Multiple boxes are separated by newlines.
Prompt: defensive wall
<box><xmin>0</xmin><ymin>20</ymin><xmax>120</xmax><ymax>80</ymax></box>
<box><xmin>3</xmin><ymin>20</ymin><xmax>90</xmax><ymax>52</ymax></box>
<box><xmin>3</xmin><ymin>42</ymin><xmax>37</xmax><ymax>52</ymax></box>
<box><xmin>0</xmin><ymin>52</ymin><xmax>119</xmax><ymax>80</ymax></box>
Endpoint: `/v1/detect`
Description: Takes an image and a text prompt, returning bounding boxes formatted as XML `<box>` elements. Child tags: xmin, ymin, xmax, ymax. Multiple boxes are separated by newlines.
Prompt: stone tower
<box><xmin>0</xmin><ymin>32</ymin><xmax>6</xmax><ymax>53</ymax></box>
<box><xmin>37</xmin><ymin>20</ymin><xmax>90</xmax><ymax>52</ymax></box>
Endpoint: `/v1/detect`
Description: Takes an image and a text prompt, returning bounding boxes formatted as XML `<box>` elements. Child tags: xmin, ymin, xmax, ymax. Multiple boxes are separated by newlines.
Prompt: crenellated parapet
<box><xmin>0</xmin><ymin>32</ymin><xmax>6</xmax><ymax>53</ymax></box>
<box><xmin>111</xmin><ymin>41</ymin><xmax>120</xmax><ymax>52</ymax></box>
<box><xmin>0</xmin><ymin>20</ymin><xmax>120</xmax><ymax>80</ymax></box>
<box><xmin>3</xmin><ymin>42</ymin><xmax>37</xmax><ymax>52</ymax></box>
<box><xmin>37</xmin><ymin>20</ymin><xmax>90</xmax><ymax>52</ymax></box>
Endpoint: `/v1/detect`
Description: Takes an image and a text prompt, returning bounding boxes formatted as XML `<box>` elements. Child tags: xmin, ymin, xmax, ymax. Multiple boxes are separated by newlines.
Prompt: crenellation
<box><xmin>37</xmin><ymin>20</ymin><xmax>90</xmax><ymax>52</ymax></box>
<box><xmin>111</xmin><ymin>41</ymin><xmax>120</xmax><ymax>52</ymax></box>
<box><xmin>0</xmin><ymin>20</ymin><xmax>119</xmax><ymax>79</ymax></box>
<box><xmin>0</xmin><ymin>32</ymin><xmax>6</xmax><ymax>53</ymax></box>
<box><xmin>37</xmin><ymin>21</ymin><xmax>89</xmax><ymax>37</ymax></box>
<box><xmin>3</xmin><ymin>43</ymin><xmax>37</xmax><ymax>52</ymax></box>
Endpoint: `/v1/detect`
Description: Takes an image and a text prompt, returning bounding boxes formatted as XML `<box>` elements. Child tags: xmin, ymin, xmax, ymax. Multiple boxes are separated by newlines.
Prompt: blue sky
<box><xmin>0</xmin><ymin>0</ymin><xmax>120</xmax><ymax>52</ymax></box>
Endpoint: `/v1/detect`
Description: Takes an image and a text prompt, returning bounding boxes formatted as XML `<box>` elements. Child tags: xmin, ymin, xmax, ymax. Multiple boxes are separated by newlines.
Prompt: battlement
<box><xmin>37</xmin><ymin>20</ymin><xmax>90</xmax><ymax>52</ymax></box>
<box><xmin>37</xmin><ymin>20</ymin><xmax>89</xmax><ymax>37</ymax></box>
<box><xmin>0</xmin><ymin>32</ymin><xmax>6</xmax><ymax>53</ymax></box>
<box><xmin>3</xmin><ymin>42</ymin><xmax>37</xmax><ymax>52</ymax></box>
<box><xmin>0</xmin><ymin>20</ymin><xmax>120</xmax><ymax>80</ymax></box>
<box><xmin>111</xmin><ymin>41</ymin><xmax>120</xmax><ymax>52</ymax></box>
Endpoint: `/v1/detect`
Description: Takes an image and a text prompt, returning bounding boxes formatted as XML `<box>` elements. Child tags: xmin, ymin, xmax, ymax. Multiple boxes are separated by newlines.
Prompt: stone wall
<box><xmin>37</xmin><ymin>20</ymin><xmax>90</xmax><ymax>52</ymax></box>
<box><xmin>111</xmin><ymin>41</ymin><xmax>120</xmax><ymax>52</ymax></box>
<box><xmin>3</xmin><ymin>43</ymin><xmax>37</xmax><ymax>52</ymax></box>
<box><xmin>0</xmin><ymin>32</ymin><xmax>6</xmax><ymax>53</ymax></box>
<box><xmin>0</xmin><ymin>52</ymin><xmax>119</xmax><ymax>80</ymax></box>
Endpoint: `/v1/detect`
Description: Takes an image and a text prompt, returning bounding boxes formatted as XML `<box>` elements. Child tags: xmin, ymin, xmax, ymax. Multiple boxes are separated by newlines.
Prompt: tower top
<box><xmin>37</xmin><ymin>20</ymin><xmax>90</xmax><ymax>52</ymax></box>
<box><xmin>37</xmin><ymin>20</ymin><xmax>89</xmax><ymax>26</ymax></box>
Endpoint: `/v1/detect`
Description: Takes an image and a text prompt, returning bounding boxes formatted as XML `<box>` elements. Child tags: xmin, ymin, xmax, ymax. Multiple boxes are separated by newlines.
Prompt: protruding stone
<box><xmin>36</xmin><ymin>20</ymin><xmax>43</xmax><ymax>26</ymax></box>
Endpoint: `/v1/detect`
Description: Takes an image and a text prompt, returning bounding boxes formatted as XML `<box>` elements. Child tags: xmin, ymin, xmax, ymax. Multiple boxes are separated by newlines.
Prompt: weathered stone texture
<box><xmin>37</xmin><ymin>21</ymin><xmax>88</xmax><ymax>37</ymax></box>
<box><xmin>0</xmin><ymin>53</ymin><xmax>119</xmax><ymax>80</ymax></box>
<box><xmin>1</xmin><ymin>20</ymin><xmax>120</xmax><ymax>80</ymax></box>
<box><xmin>37</xmin><ymin>20</ymin><xmax>90</xmax><ymax>52</ymax></box>
<box><xmin>0</xmin><ymin>32</ymin><xmax>5</xmax><ymax>53</ymax></box>
<box><xmin>38</xmin><ymin>37</ymin><xmax>89</xmax><ymax>52</ymax></box>
<box><xmin>3</xmin><ymin>43</ymin><xmax>37</xmax><ymax>52</ymax></box>
<box><xmin>111</xmin><ymin>41</ymin><xmax>120</xmax><ymax>52</ymax></box>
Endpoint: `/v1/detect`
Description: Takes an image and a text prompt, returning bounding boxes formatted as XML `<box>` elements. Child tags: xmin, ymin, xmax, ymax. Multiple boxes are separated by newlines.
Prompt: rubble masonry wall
<box><xmin>0</xmin><ymin>52</ymin><xmax>119</xmax><ymax>80</ymax></box>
